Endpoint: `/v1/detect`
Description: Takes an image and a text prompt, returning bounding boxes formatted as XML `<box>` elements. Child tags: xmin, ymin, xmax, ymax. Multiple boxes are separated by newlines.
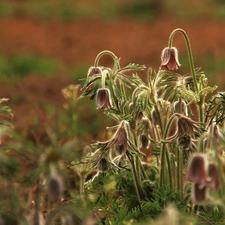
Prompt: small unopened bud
<box><xmin>87</xmin><ymin>66</ymin><xmax>102</xmax><ymax>77</ymax></box>
<box><xmin>192</xmin><ymin>183</ymin><xmax>207</xmax><ymax>204</ymax></box>
<box><xmin>178</xmin><ymin>134</ymin><xmax>191</xmax><ymax>150</ymax></box>
<box><xmin>159</xmin><ymin>47</ymin><xmax>181</xmax><ymax>71</ymax></box>
<box><xmin>212</xmin><ymin>124</ymin><xmax>225</xmax><ymax>146</ymax></box>
<box><xmin>129</xmin><ymin>102</ymin><xmax>134</xmax><ymax>111</ymax></box>
<box><xmin>108</xmin><ymin>120</ymin><xmax>128</xmax><ymax>154</ymax></box>
<box><xmin>140</xmin><ymin>135</ymin><xmax>150</xmax><ymax>149</ymax></box>
<box><xmin>98</xmin><ymin>158</ymin><xmax>109</xmax><ymax>172</ymax></box>
<box><xmin>47</xmin><ymin>175</ymin><xmax>65</xmax><ymax>202</ymax></box>
<box><xmin>206</xmin><ymin>163</ymin><xmax>221</xmax><ymax>191</ymax></box>
<box><xmin>96</xmin><ymin>88</ymin><xmax>112</xmax><ymax>110</ymax></box>
<box><xmin>173</xmin><ymin>100</ymin><xmax>188</xmax><ymax>116</ymax></box>
<box><xmin>177</xmin><ymin>115</ymin><xmax>199</xmax><ymax>137</ymax></box>
<box><xmin>151</xmin><ymin>109</ymin><xmax>159</xmax><ymax>127</ymax></box>
<box><xmin>136</xmin><ymin>111</ymin><xmax>144</xmax><ymax>121</ymax></box>
<box><xmin>185</xmin><ymin>154</ymin><xmax>208</xmax><ymax>186</ymax></box>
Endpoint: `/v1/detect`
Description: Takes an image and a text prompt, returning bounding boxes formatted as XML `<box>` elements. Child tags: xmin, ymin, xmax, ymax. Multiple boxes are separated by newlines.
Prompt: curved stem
<box><xmin>94</xmin><ymin>50</ymin><xmax>119</xmax><ymax>68</ymax></box>
<box><xmin>168</xmin><ymin>28</ymin><xmax>205</xmax><ymax>123</ymax></box>
<box><xmin>168</xmin><ymin>28</ymin><xmax>199</xmax><ymax>94</ymax></box>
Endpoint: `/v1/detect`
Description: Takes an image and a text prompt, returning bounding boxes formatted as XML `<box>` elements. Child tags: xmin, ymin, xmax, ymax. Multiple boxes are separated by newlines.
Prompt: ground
<box><xmin>0</xmin><ymin>15</ymin><xmax>225</xmax><ymax>142</ymax></box>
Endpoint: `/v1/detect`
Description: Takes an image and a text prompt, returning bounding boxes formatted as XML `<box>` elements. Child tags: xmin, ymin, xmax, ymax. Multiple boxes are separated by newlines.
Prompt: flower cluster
<box><xmin>185</xmin><ymin>154</ymin><xmax>221</xmax><ymax>203</ymax></box>
<box><xmin>77</xmin><ymin>28</ymin><xmax>225</xmax><ymax>224</ymax></box>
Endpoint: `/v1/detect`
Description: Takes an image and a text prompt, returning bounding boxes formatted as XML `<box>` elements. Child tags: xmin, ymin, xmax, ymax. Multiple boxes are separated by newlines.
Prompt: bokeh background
<box><xmin>0</xmin><ymin>0</ymin><xmax>225</xmax><ymax>143</ymax></box>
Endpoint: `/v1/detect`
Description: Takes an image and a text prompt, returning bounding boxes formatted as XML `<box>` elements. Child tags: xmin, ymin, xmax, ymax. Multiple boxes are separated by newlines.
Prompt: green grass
<box><xmin>0</xmin><ymin>2</ymin><xmax>14</xmax><ymax>17</ymax></box>
<box><xmin>24</xmin><ymin>1</ymin><xmax>94</xmax><ymax>21</ymax></box>
<box><xmin>0</xmin><ymin>55</ymin><xmax>60</xmax><ymax>83</ymax></box>
<box><xmin>0</xmin><ymin>0</ymin><xmax>222</xmax><ymax>22</ymax></box>
<box><xmin>67</xmin><ymin>64</ymin><xmax>89</xmax><ymax>82</ymax></box>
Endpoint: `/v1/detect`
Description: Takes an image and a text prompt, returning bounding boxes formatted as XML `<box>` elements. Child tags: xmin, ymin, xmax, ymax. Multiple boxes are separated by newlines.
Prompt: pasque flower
<box><xmin>96</xmin><ymin>88</ymin><xmax>112</xmax><ymax>109</ymax></box>
<box><xmin>173</xmin><ymin>100</ymin><xmax>188</xmax><ymax>116</ymax></box>
<box><xmin>178</xmin><ymin>134</ymin><xmax>191</xmax><ymax>150</ymax></box>
<box><xmin>186</xmin><ymin>154</ymin><xmax>221</xmax><ymax>203</ymax></box>
<box><xmin>160</xmin><ymin>47</ymin><xmax>181</xmax><ymax>70</ymax></box>
<box><xmin>47</xmin><ymin>175</ymin><xmax>65</xmax><ymax>202</ymax></box>
<box><xmin>206</xmin><ymin>163</ymin><xmax>221</xmax><ymax>191</ymax></box>
<box><xmin>185</xmin><ymin>154</ymin><xmax>208</xmax><ymax>187</ymax></box>
<box><xmin>177</xmin><ymin>114</ymin><xmax>200</xmax><ymax>137</ymax></box>
<box><xmin>87</xmin><ymin>66</ymin><xmax>102</xmax><ymax>77</ymax></box>
<box><xmin>98</xmin><ymin>158</ymin><xmax>109</xmax><ymax>172</ymax></box>
<box><xmin>108</xmin><ymin>120</ymin><xmax>128</xmax><ymax>155</ymax></box>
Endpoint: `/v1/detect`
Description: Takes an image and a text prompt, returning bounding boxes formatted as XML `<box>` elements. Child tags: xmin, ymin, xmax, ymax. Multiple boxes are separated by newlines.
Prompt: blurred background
<box><xmin>0</xmin><ymin>0</ymin><xmax>224</xmax><ymax>143</ymax></box>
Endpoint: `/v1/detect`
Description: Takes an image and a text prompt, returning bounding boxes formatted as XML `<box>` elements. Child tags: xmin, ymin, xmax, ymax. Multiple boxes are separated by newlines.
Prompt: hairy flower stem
<box><xmin>177</xmin><ymin>149</ymin><xmax>184</xmax><ymax>200</ymax></box>
<box><xmin>149</xmin><ymin>73</ymin><xmax>164</xmax><ymax>132</ymax></box>
<box><xmin>168</xmin><ymin>29</ymin><xmax>204</xmax><ymax>123</ymax></box>
<box><xmin>168</xmin><ymin>29</ymin><xmax>198</xmax><ymax>94</ymax></box>
<box><xmin>127</xmin><ymin>153</ymin><xmax>144</xmax><ymax>202</ymax></box>
<box><xmin>198</xmin><ymin>132</ymin><xmax>209</xmax><ymax>153</ymax></box>
<box><xmin>101</xmin><ymin>70</ymin><xmax>107</xmax><ymax>89</ymax></box>
<box><xmin>159</xmin><ymin>115</ymin><xmax>176</xmax><ymax>189</ymax></box>
<box><xmin>80</xmin><ymin>174</ymin><xmax>85</xmax><ymax>194</ymax></box>
<box><xmin>94</xmin><ymin>50</ymin><xmax>119</xmax><ymax>69</ymax></box>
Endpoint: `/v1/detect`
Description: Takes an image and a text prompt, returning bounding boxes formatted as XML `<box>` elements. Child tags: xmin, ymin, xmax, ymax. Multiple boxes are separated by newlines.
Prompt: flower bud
<box><xmin>178</xmin><ymin>134</ymin><xmax>191</xmax><ymax>150</ymax></box>
<box><xmin>173</xmin><ymin>100</ymin><xmax>188</xmax><ymax>116</ymax></box>
<box><xmin>98</xmin><ymin>158</ymin><xmax>109</xmax><ymax>172</ymax></box>
<box><xmin>136</xmin><ymin>111</ymin><xmax>144</xmax><ymax>121</ymax></box>
<box><xmin>96</xmin><ymin>88</ymin><xmax>112</xmax><ymax>110</ymax></box>
<box><xmin>185</xmin><ymin>154</ymin><xmax>208</xmax><ymax>186</ymax></box>
<box><xmin>160</xmin><ymin>47</ymin><xmax>181</xmax><ymax>71</ymax></box>
<box><xmin>129</xmin><ymin>101</ymin><xmax>134</xmax><ymax>109</ymax></box>
<box><xmin>211</xmin><ymin>124</ymin><xmax>225</xmax><ymax>146</ymax></box>
<box><xmin>87</xmin><ymin>66</ymin><xmax>102</xmax><ymax>77</ymax></box>
<box><xmin>140</xmin><ymin>134</ymin><xmax>150</xmax><ymax>149</ymax></box>
<box><xmin>108</xmin><ymin>120</ymin><xmax>128</xmax><ymax>154</ymax></box>
<box><xmin>206</xmin><ymin>163</ymin><xmax>221</xmax><ymax>191</ymax></box>
<box><xmin>177</xmin><ymin>115</ymin><xmax>199</xmax><ymax>137</ymax></box>
<box><xmin>151</xmin><ymin>109</ymin><xmax>159</xmax><ymax>127</ymax></box>
<box><xmin>47</xmin><ymin>175</ymin><xmax>65</xmax><ymax>202</ymax></box>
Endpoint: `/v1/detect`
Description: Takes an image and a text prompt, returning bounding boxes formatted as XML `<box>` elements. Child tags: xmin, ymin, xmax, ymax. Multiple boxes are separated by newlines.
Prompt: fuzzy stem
<box><xmin>149</xmin><ymin>72</ymin><xmax>164</xmax><ymax>132</ymax></box>
<box><xmin>94</xmin><ymin>50</ymin><xmax>118</xmax><ymax>68</ymax></box>
<box><xmin>101</xmin><ymin>70</ymin><xmax>107</xmax><ymax>89</ymax></box>
<box><xmin>168</xmin><ymin>28</ymin><xmax>199</xmax><ymax>94</ymax></box>
<box><xmin>80</xmin><ymin>174</ymin><xmax>85</xmax><ymax>194</ymax></box>
<box><xmin>127</xmin><ymin>153</ymin><xmax>144</xmax><ymax>201</ymax></box>
<box><xmin>168</xmin><ymin>28</ymin><xmax>205</xmax><ymax>123</ymax></box>
<box><xmin>177</xmin><ymin>149</ymin><xmax>184</xmax><ymax>200</ymax></box>
<box><xmin>159</xmin><ymin>114</ymin><xmax>177</xmax><ymax>189</ymax></box>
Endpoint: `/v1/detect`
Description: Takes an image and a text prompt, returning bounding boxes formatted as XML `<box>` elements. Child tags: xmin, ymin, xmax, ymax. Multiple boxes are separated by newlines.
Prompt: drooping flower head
<box><xmin>173</xmin><ymin>100</ymin><xmax>188</xmax><ymax>116</ymax></box>
<box><xmin>96</xmin><ymin>88</ymin><xmax>112</xmax><ymax>110</ymax></box>
<box><xmin>98</xmin><ymin>158</ymin><xmax>109</xmax><ymax>172</ymax></box>
<box><xmin>87</xmin><ymin>66</ymin><xmax>102</xmax><ymax>77</ymax></box>
<box><xmin>108</xmin><ymin>120</ymin><xmax>128</xmax><ymax>155</ymax></box>
<box><xmin>206</xmin><ymin>163</ymin><xmax>221</xmax><ymax>191</ymax></box>
<box><xmin>185</xmin><ymin>154</ymin><xmax>208</xmax><ymax>187</ymax></box>
<box><xmin>47</xmin><ymin>175</ymin><xmax>65</xmax><ymax>202</ymax></box>
<box><xmin>185</xmin><ymin>154</ymin><xmax>209</xmax><ymax>188</ymax></box>
<box><xmin>177</xmin><ymin>114</ymin><xmax>200</xmax><ymax>137</ymax></box>
<box><xmin>160</xmin><ymin>47</ymin><xmax>181</xmax><ymax>71</ymax></box>
<box><xmin>140</xmin><ymin>134</ymin><xmax>150</xmax><ymax>149</ymax></box>
<box><xmin>178</xmin><ymin>134</ymin><xmax>191</xmax><ymax>150</ymax></box>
